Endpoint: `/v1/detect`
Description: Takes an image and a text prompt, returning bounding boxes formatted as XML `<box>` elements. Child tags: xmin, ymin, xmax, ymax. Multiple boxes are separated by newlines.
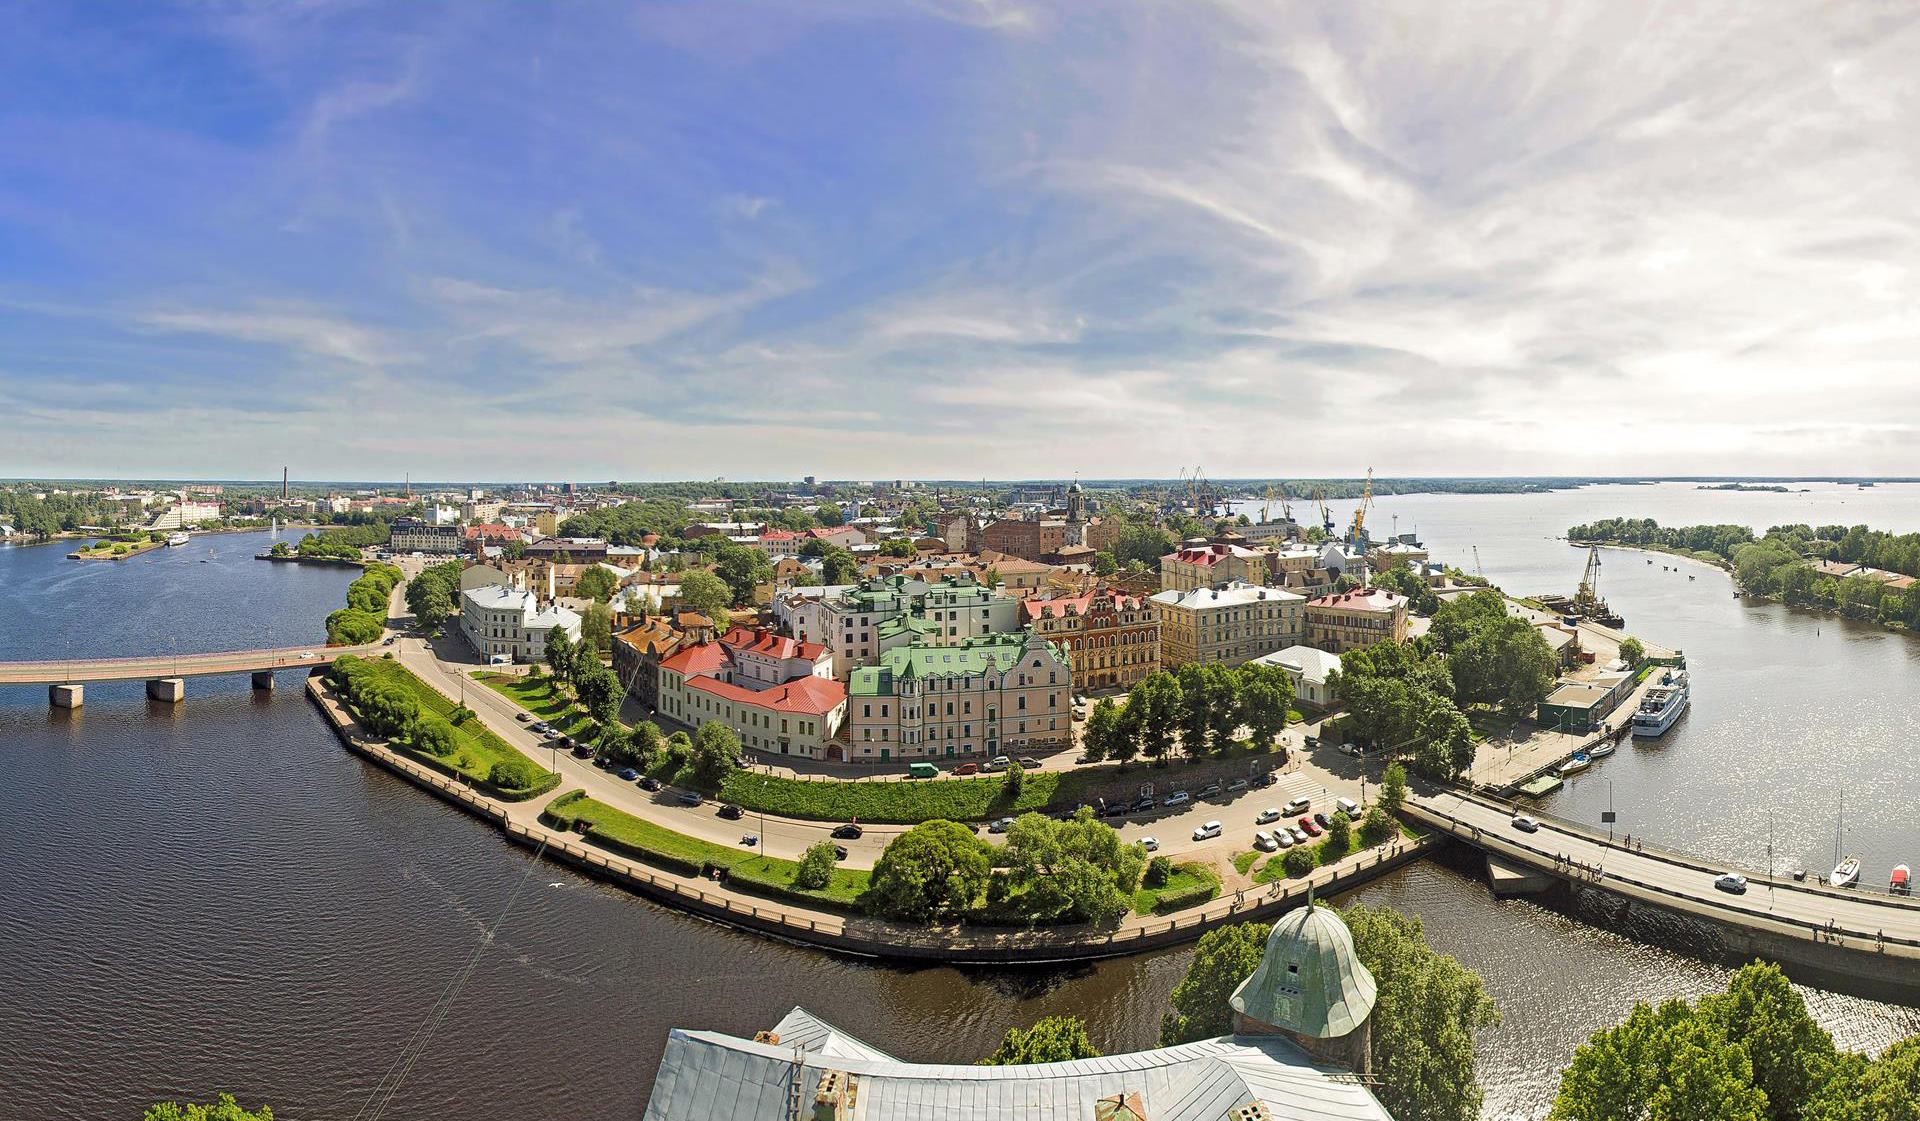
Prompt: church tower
<box><xmin>1064</xmin><ymin>479</ymin><xmax>1087</xmax><ymax>547</ymax></box>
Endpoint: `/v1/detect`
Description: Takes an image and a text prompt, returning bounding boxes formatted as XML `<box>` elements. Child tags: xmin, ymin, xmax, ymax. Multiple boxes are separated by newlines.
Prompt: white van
<box><xmin>1192</xmin><ymin>820</ymin><xmax>1223</xmax><ymax>841</ymax></box>
<box><xmin>1336</xmin><ymin>796</ymin><xmax>1362</xmax><ymax>820</ymax></box>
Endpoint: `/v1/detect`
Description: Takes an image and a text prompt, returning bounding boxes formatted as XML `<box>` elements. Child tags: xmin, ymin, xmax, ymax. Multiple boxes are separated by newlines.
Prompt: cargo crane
<box><xmin>1312</xmin><ymin>487</ymin><xmax>1334</xmax><ymax>537</ymax></box>
<box><xmin>1346</xmin><ymin>468</ymin><xmax>1374</xmax><ymax>551</ymax></box>
<box><xmin>1278</xmin><ymin>483</ymin><xmax>1293</xmax><ymax>523</ymax></box>
<box><xmin>1260</xmin><ymin>485</ymin><xmax>1274</xmax><ymax>524</ymax></box>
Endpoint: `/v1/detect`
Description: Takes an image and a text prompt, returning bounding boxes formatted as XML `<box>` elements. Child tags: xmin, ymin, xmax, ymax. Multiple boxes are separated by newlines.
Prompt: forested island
<box><xmin>1696</xmin><ymin>483</ymin><xmax>1794</xmax><ymax>492</ymax></box>
<box><xmin>1569</xmin><ymin>517</ymin><xmax>1920</xmax><ymax>625</ymax></box>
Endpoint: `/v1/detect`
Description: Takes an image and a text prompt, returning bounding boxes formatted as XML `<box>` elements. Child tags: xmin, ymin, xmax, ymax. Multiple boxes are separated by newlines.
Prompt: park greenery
<box><xmin>404</xmin><ymin>560</ymin><xmax>464</xmax><ymax>629</ymax></box>
<box><xmin>144</xmin><ymin>1095</ymin><xmax>273</xmax><ymax>1121</ymax></box>
<box><xmin>324</xmin><ymin>562</ymin><xmax>401</xmax><ymax>645</ymax></box>
<box><xmin>676</xmin><ymin>569</ymin><xmax>733</xmax><ymax>621</ymax></box>
<box><xmin>1549</xmin><ymin>960</ymin><xmax>1920</xmax><ymax>1121</ymax></box>
<box><xmin>328</xmin><ymin>654</ymin><xmax>556</xmax><ymax>797</ymax></box>
<box><xmin>1327</xmin><ymin>589</ymin><xmax>1556</xmax><ymax>779</ymax></box>
<box><xmin>978</xmin><ymin>1016</ymin><xmax>1102</xmax><ymax>1065</ymax></box>
<box><xmin>1572</xmin><ymin>517</ymin><xmax>1920</xmax><ymax>626</ymax></box>
<box><xmin>1082</xmin><ymin>662</ymin><xmax>1297</xmax><ymax>764</ymax></box>
<box><xmin>1162</xmin><ymin>905</ymin><xmax>1498</xmax><ymax>1121</ymax></box>
<box><xmin>865</xmin><ymin>809</ymin><xmax>1148</xmax><ymax>926</ymax></box>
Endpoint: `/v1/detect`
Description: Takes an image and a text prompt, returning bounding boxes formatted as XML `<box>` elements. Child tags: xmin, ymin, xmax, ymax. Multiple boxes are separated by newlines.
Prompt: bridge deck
<box><xmin>1408</xmin><ymin>789</ymin><xmax>1920</xmax><ymax>965</ymax></box>
<box><xmin>0</xmin><ymin>643</ymin><xmax>383</xmax><ymax>685</ymax></box>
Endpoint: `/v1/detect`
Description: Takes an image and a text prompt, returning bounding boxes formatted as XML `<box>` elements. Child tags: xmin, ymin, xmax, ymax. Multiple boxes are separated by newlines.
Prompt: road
<box><xmin>1413</xmin><ymin>789</ymin><xmax>1920</xmax><ymax>949</ymax></box>
<box><xmin>0</xmin><ymin>643</ymin><xmax>383</xmax><ymax>685</ymax></box>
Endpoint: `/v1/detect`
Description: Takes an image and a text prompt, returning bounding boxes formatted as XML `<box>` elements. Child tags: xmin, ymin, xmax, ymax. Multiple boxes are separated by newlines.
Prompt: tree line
<box><xmin>1079</xmin><ymin>660</ymin><xmax>1298</xmax><ymax>765</ymax></box>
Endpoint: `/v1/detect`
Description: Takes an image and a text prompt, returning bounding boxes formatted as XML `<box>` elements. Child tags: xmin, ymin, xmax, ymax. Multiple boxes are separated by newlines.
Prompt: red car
<box><xmin>953</xmin><ymin>762</ymin><xmax>979</xmax><ymax>775</ymax></box>
<box><xmin>1298</xmin><ymin>816</ymin><xmax>1322</xmax><ymax>838</ymax></box>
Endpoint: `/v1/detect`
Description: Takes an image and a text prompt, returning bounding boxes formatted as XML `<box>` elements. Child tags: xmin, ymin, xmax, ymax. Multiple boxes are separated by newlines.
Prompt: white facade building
<box><xmin>1249</xmin><ymin>645</ymin><xmax>1346</xmax><ymax>709</ymax></box>
<box><xmin>460</xmin><ymin>584</ymin><xmax>581</xmax><ymax>662</ymax></box>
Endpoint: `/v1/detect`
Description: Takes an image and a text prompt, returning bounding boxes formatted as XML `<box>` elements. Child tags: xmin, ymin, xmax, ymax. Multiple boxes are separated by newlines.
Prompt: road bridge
<box><xmin>1408</xmin><ymin>788</ymin><xmax>1920</xmax><ymax>997</ymax></box>
<box><xmin>0</xmin><ymin>642</ymin><xmax>383</xmax><ymax>706</ymax></box>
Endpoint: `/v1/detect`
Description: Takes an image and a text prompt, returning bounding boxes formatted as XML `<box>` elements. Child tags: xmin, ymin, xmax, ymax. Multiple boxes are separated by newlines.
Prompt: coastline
<box><xmin>1587</xmin><ymin>541</ymin><xmax>1916</xmax><ymax>633</ymax></box>
<box><xmin>305</xmin><ymin>671</ymin><xmax>1439</xmax><ymax>963</ymax></box>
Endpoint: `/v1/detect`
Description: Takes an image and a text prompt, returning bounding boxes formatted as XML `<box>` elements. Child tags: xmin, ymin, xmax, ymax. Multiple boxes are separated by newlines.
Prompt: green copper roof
<box><xmin>847</xmin><ymin>632</ymin><xmax>1057</xmax><ymax>697</ymax></box>
<box><xmin>1230</xmin><ymin>904</ymin><xmax>1377</xmax><ymax>1039</ymax></box>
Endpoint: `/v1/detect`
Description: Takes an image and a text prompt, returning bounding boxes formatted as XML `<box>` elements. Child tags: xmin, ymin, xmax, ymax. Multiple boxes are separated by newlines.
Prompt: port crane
<box><xmin>1312</xmin><ymin>487</ymin><xmax>1334</xmax><ymax>537</ymax></box>
<box><xmin>1346</xmin><ymin>468</ymin><xmax>1374</xmax><ymax>550</ymax></box>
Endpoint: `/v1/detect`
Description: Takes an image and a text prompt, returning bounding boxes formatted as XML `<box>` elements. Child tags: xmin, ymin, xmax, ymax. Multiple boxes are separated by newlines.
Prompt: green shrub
<box><xmin>1359</xmin><ymin>804</ymin><xmax>1397</xmax><ymax>846</ymax></box>
<box><xmin>1151</xmin><ymin>881</ymin><xmax>1219</xmax><ymax>914</ymax></box>
<box><xmin>1281</xmin><ymin>846</ymin><xmax>1318</xmax><ymax>877</ymax></box>
<box><xmin>489</xmin><ymin>758</ymin><xmax>541</xmax><ymax>791</ymax></box>
<box><xmin>1144</xmin><ymin>855</ymin><xmax>1173</xmax><ymax>887</ymax></box>
<box><xmin>410</xmin><ymin>715</ymin><xmax>458</xmax><ymax>756</ymax></box>
<box><xmin>796</xmin><ymin>841</ymin><xmax>838</xmax><ymax>890</ymax></box>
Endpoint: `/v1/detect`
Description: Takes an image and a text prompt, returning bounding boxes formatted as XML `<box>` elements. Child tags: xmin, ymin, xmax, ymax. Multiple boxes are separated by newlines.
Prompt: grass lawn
<box><xmin>1232</xmin><ymin>851</ymin><xmax>1261</xmax><ymax>875</ymax></box>
<box><xmin>473</xmin><ymin>672</ymin><xmax>598</xmax><ymax>739</ymax></box>
<box><xmin>1131</xmin><ymin>862</ymin><xmax>1220</xmax><ymax>915</ymax></box>
<box><xmin>1464</xmin><ymin>708</ymin><xmax>1523</xmax><ymax>741</ymax></box>
<box><xmin>541</xmin><ymin>794</ymin><xmax>868</xmax><ymax>908</ymax></box>
<box><xmin>351</xmin><ymin>658</ymin><xmax>552</xmax><ymax>785</ymax></box>
<box><xmin>71</xmin><ymin>537</ymin><xmax>164</xmax><ymax>559</ymax></box>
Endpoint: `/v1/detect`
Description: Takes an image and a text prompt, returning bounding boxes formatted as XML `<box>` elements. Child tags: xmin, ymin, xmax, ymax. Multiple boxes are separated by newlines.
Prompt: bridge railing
<box><xmin>0</xmin><ymin>642</ymin><xmax>369</xmax><ymax>669</ymax></box>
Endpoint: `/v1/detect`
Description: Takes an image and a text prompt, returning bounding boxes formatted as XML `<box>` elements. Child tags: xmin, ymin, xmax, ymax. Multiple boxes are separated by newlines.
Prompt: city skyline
<box><xmin>5</xmin><ymin>1</ymin><xmax>1919</xmax><ymax>479</ymax></box>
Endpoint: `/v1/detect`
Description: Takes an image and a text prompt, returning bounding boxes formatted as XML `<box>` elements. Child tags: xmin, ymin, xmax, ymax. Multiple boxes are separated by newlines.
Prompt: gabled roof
<box><xmin>1305</xmin><ymin>587</ymin><xmax>1407</xmax><ymax>612</ymax></box>
<box><xmin>686</xmin><ymin>673</ymin><xmax>845</xmax><ymax>716</ymax></box>
<box><xmin>720</xmin><ymin>626</ymin><xmax>827</xmax><ymax>663</ymax></box>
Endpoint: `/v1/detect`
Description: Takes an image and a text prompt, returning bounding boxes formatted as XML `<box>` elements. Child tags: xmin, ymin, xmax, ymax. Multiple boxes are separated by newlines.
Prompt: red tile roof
<box><xmin>686</xmin><ymin>673</ymin><xmax>845</xmax><ymax>716</ymax></box>
<box><xmin>1306</xmin><ymin>587</ymin><xmax>1408</xmax><ymax>611</ymax></box>
<box><xmin>660</xmin><ymin>641</ymin><xmax>730</xmax><ymax>677</ymax></box>
<box><xmin>1167</xmin><ymin>544</ymin><xmax>1264</xmax><ymax>567</ymax></box>
<box><xmin>1021</xmin><ymin>591</ymin><xmax>1147</xmax><ymax>620</ymax></box>
<box><xmin>720</xmin><ymin>626</ymin><xmax>827</xmax><ymax>663</ymax></box>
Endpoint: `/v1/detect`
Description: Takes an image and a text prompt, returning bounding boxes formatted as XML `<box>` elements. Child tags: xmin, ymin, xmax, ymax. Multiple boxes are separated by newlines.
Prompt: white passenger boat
<box><xmin>1829</xmin><ymin>855</ymin><xmax>1861</xmax><ymax>889</ymax></box>
<box><xmin>1631</xmin><ymin>668</ymin><xmax>1690</xmax><ymax>737</ymax></box>
<box><xmin>165</xmin><ymin>532</ymin><xmax>190</xmax><ymax>547</ymax></box>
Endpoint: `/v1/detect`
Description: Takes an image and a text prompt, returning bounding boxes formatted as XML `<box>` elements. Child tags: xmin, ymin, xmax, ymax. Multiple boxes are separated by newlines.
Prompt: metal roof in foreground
<box><xmin>642</xmin><ymin>1006</ymin><xmax>1394</xmax><ymax>1121</ymax></box>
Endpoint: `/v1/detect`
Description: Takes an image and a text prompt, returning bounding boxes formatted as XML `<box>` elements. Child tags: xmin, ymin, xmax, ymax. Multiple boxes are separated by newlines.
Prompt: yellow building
<box><xmin>1149</xmin><ymin>581</ymin><xmax>1305</xmax><ymax>669</ymax></box>
<box><xmin>1305</xmin><ymin>587</ymin><xmax>1409</xmax><ymax>653</ymax></box>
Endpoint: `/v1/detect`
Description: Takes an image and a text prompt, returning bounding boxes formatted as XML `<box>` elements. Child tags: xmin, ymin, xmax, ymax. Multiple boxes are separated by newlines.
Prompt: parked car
<box><xmin>1274</xmin><ymin>829</ymin><xmax>1295</xmax><ymax>849</ymax></box>
<box><xmin>1163</xmin><ymin>790</ymin><xmax>1192</xmax><ymax>807</ymax></box>
<box><xmin>1198</xmin><ymin>782</ymin><xmax>1223</xmax><ymax>798</ymax></box>
<box><xmin>1102</xmin><ymin>803</ymin><xmax>1129</xmax><ymax>818</ymax></box>
<box><xmin>1131</xmin><ymin>797</ymin><xmax>1155</xmax><ymax>813</ymax></box>
<box><xmin>1255</xmin><ymin>807</ymin><xmax>1282</xmax><ymax>824</ymax></box>
<box><xmin>1192</xmin><ymin>820</ymin><xmax>1223</xmax><ymax>841</ymax></box>
<box><xmin>571</xmin><ymin>743</ymin><xmax>594</xmax><ymax>758</ymax></box>
<box><xmin>1288</xmin><ymin>826</ymin><xmax>1310</xmax><ymax>845</ymax></box>
<box><xmin>675</xmin><ymin>790</ymin><xmax>702</xmax><ymax>806</ymax></box>
<box><xmin>988</xmin><ymin>817</ymin><xmax>1015</xmax><ymax>834</ymax></box>
<box><xmin>1227</xmin><ymin>778</ymin><xmax>1250</xmax><ymax>792</ymax></box>
<box><xmin>1282</xmin><ymin>796</ymin><xmax>1311</xmax><ymax>816</ymax></box>
<box><xmin>1510</xmin><ymin>814</ymin><xmax>1541</xmax><ymax>833</ymax></box>
<box><xmin>1336</xmin><ymin>796</ymin><xmax>1362</xmax><ymax>820</ymax></box>
<box><xmin>1313</xmin><ymin>812</ymin><xmax>1332</xmax><ymax>831</ymax></box>
<box><xmin>639</xmin><ymin>776</ymin><xmax>662</xmax><ymax>792</ymax></box>
<box><xmin>1255</xmin><ymin>771</ymin><xmax>1277</xmax><ymax>788</ymax></box>
<box><xmin>1253</xmin><ymin>831</ymin><xmax>1279</xmax><ymax>852</ymax></box>
<box><xmin>717</xmin><ymin>803</ymin><xmax>744</xmax><ymax>820</ymax></box>
<box><xmin>1139</xmin><ymin>836</ymin><xmax>1160</xmax><ymax>851</ymax></box>
<box><xmin>530</xmin><ymin>721</ymin><xmax>552</xmax><ymax>734</ymax></box>
<box><xmin>985</xmin><ymin>756</ymin><xmax>1011</xmax><ymax>772</ymax></box>
<box><xmin>488</xmin><ymin>654</ymin><xmax>512</xmax><ymax>665</ymax></box>
<box><xmin>831</xmin><ymin>823</ymin><xmax>863</xmax><ymax>840</ymax></box>
<box><xmin>1017</xmin><ymin>756</ymin><xmax>1042</xmax><ymax>769</ymax></box>
<box><xmin>1340</xmin><ymin>742</ymin><xmax>1365</xmax><ymax>757</ymax></box>
<box><xmin>617</xmin><ymin>767</ymin><xmax>639</xmax><ymax>781</ymax></box>
<box><xmin>1714</xmin><ymin>873</ymin><xmax>1749</xmax><ymax>895</ymax></box>
<box><xmin>953</xmin><ymin>762</ymin><xmax>979</xmax><ymax>776</ymax></box>
<box><xmin>1298</xmin><ymin>816</ymin><xmax>1322</xmax><ymax>837</ymax></box>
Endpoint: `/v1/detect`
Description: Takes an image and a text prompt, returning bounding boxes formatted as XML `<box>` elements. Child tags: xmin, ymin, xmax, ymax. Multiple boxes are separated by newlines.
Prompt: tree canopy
<box><xmin>867</xmin><ymin>820</ymin><xmax>993</xmax><ymax>922</ymax></box>
<box><xmin>1161</xmin><ymin>921</ymin><xmax>1270</xmax><ymax>1045</ymax></box>
<box><xmin>144</xmin><ymin>1095</ymin><xmax>273</xmax><ymax>1121</ymax></box>
<box><xmin>573</xmin><ymin>564</ymin><xmax>619</xmax><ymax>603</ymax></box>
<box><xmin>996</xmin><ymin>809</ymin><xmax>1144</xmax><ymax>924</ymax></box>
<box><xmin>677</xmin><ymin>569</ymin><xmax>732</xmax><ymax>621</ymax></box>
<box><xmin>979</xmin><ymin>1016</ymin><xmax>1102</xmax><ymax>1065</ymax></box>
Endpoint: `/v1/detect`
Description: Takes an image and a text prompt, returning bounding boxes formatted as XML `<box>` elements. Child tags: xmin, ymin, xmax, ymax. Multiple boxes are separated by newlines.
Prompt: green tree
<box><xmin>577</xmin><ymin>658</ymin><xmax>622</xmax><ymax>728</ymax></box>
<box><xmin>1358</xmin><ymin>804</ymin><xmax>1397</xmax><ymax>846</ymax></box>
<box><xmin>1618</xmin><ymin>636</ymin><xmax>1646</xmax><ymax>666</ymax></box>
<box><xmin>868</xmin><ymin>820</ymin><xmax>993</xmax><ymax>922</ymax></box>
<box><xmin>1175</xmin><ymin>663</ymin><xmax>1212</xmax><ymax>755</ymax></box>
<box><xmin>544</xmin><ymin>626</ymin><xmax>575</xmax><ymax>681</ymax></box>
<box><xmin>979</xmin><ymin>1015</ymin><xmax>1102</xmax><ymax>1065</ymax></box>
<box><xmin>1381</xmin><ymin>762</ymin><xmax>1408</xmax><ymax>816</ymax></box>
<box><xmin>795</xmin><ymin>841</ymin><xmax>839</xmax><ymax>891</ymax></box>
<box><xmin>1161</xmin><ymin>921</ymin><xmax>1271</xmax><ymax>1045</ymax></box>
<box><xmin>409</xmin><ymin>715</ymin><xmax>458</xmax><ymax>757</ymax></box>
<box><xmin>1697</xmin><ymin>962</ymin><xmax>1835</xmax><ymax>1121</ymax></box>
<box><xmin>1551</xmin><ymin>999</ymin><xmax>1767</xmax><ymax>1121</ymax></box>
<box><xmin>1804</xmin><ymin>1039</ymin><xmax>1920</xmax><ymax>1121</ymax></box>
<box><xmin>574</xmin><ymin>565</ymin><xmax>619</xmax><ymax>603</ymax></box>
<box><xmin>1280</xmin><ymin>846</ymin><xmax>1318</xmax><ymax>877</ymax></box>
<box><xmin>1321</xmin><ymin>811</ymin><xmax>1352</xmax><ymax>859</ymax></box>
<box><xmin>998</xmin><ymin>809</ymin><xmax>1144</xmax><ymax>924</ymax></box>
<box><xmin>690</xmin><ymin>721</ymin><xmax>743</xmax><ymax>786</ymax></box>
<box><xmin>144</xmin><ymin>1095</ymin><xmax>273</xmax><ymax>1121</ymax></box>
<box><xmin>581</xmin><ymin>600</ymin><xmax>613</xmax><ymax>660</ymax></box>
<box><xmin>815</xmin><ymin>503</ymin><xmax>845</xmax><ymax>527</ymax></box>
<box><xmin>820</xmin><ymin>547</ymin><xmax>859</xmax><ymax>586</ymax></box>
<box><xmin>632</xmin><ymin>721</ymin><xmax>667</xmax><ymax>770</ymax></box>
<box><xmin>1003</xmin><ymin>760</ymin><xmax>1025</xmax><ymax>799</ymax></box>
<box><xmin>880</xmin><ymin>536</ymin><xmax>915</xmax><ymax>557</ymax></box>
<box><xmin>1345</xmin><ymin>902</ymin><xmax>1500</xmax><ymax>1121</ymax></box>
<box><xmin>1131</xmin><ymin>671</ymin><xmax>1181</xmax><ymax>761</ymax></box>
<box><xmin>1082</xmin><ymin>697</ymin><xmax>1120</xmax><ymax>763</ymax></box>
<box><xmin>1093</xmin><ymin>551</ymin><xmax>1119</xmax><ymax>576</ymax></box>
<box><xmin>677</xmin><ymin>569</ymin><xmax>732</xmax><ymax>621</ymax></box>
<box><xmin>714</xmin><ymin>545</ymin><xmax>774</xmax><ymax>605</ymax></box>
<box><xmin>1238</xmin><ymin>662</ymin><xmax>1296</xmax><ymax>748</ymax></box>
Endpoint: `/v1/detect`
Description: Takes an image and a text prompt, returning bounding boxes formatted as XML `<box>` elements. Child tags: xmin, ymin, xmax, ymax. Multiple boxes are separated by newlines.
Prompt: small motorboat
<box><xmin>1830</xmin><ymin>855</ymin><xmax>1861</xmax><ymax>889</ymax></box>
<box><xmin>1893</xmin><ymin>865</ymin><xmax>1911</xmax><ymax>896</ymax></box>
<box><xmin>1557</xmin><ymin>752</ymin><xmax>1593</xmax><ymax>776</ymax></box>
<box><xmin>1590</xmin><ymin>741</ymin><xmax>1616</xmax><ymax>759</ymax></box>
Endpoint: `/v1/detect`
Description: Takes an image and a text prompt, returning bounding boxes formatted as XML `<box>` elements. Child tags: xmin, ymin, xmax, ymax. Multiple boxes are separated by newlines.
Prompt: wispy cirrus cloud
<box><xmin>3</xmin><ymin>0</ymin><xmax>1920</xmax><ymax>480</ymax></box>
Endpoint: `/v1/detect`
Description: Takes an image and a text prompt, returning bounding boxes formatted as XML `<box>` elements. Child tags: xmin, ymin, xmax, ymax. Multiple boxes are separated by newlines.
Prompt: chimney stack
<box><xmin>282</xmin><ymin>466</ymin><xmax>289</xmax><ymax>500</ymax></box>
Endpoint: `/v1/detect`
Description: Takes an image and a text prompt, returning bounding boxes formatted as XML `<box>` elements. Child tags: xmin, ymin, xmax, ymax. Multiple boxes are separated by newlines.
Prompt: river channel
<box><xmin>4</xmin><ymin>490</ymin><xmax>1920</xmax><ymax>1120</ymax></box>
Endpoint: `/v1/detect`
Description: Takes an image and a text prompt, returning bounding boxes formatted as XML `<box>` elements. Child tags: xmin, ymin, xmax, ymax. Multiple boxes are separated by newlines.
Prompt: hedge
<box><xmin>1150</xmin><ymin>880</ymin><xmax>1221</xmax><ymax>915</ymax></box>
<box><xmin>713</xmin><ymin>769</ymin><xmax>1062</xmax><ymax>824</ymax></box>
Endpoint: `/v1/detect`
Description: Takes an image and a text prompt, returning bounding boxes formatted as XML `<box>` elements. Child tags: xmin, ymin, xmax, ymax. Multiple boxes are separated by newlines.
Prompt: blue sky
<box><xmin>4</xmin><ymin>1</ymin><xmax>1919</xmax><ymax>481</ymax></box>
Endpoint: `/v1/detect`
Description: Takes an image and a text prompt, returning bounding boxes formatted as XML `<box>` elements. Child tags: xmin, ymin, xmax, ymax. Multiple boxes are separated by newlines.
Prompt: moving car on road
<box><xmin>1192</xmin><ymin>821</ymin><xmax>1223</xmax><ymax>841</ymax></box>
<box><xmin>1714</xmin><ymin>873</ymin><xmax>1748</xmax><ymax>895</ymax></box>
<box><xmin>1139</xmin><ymin>836</ymin><xmax>1160</xmax><ymax>851</ymax></box>
<box><xmin>1511</xmin><ymin>814</ymin><xmax>1541</xmax><ymax>833</ymax></box>
<box><xmin>717</xmin><ymin>803</ymin><xmax>744</xmax><ymax>820</ymax></box>
<box><xmin>1255</xmin><ymin>807</ymin><xmax>1282</xmax><ymax>824</ymax></box>
<box><xmin>831</xmin><ymin>823</ymin><xmax>863</xmax><ymax>840</ymax></box>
